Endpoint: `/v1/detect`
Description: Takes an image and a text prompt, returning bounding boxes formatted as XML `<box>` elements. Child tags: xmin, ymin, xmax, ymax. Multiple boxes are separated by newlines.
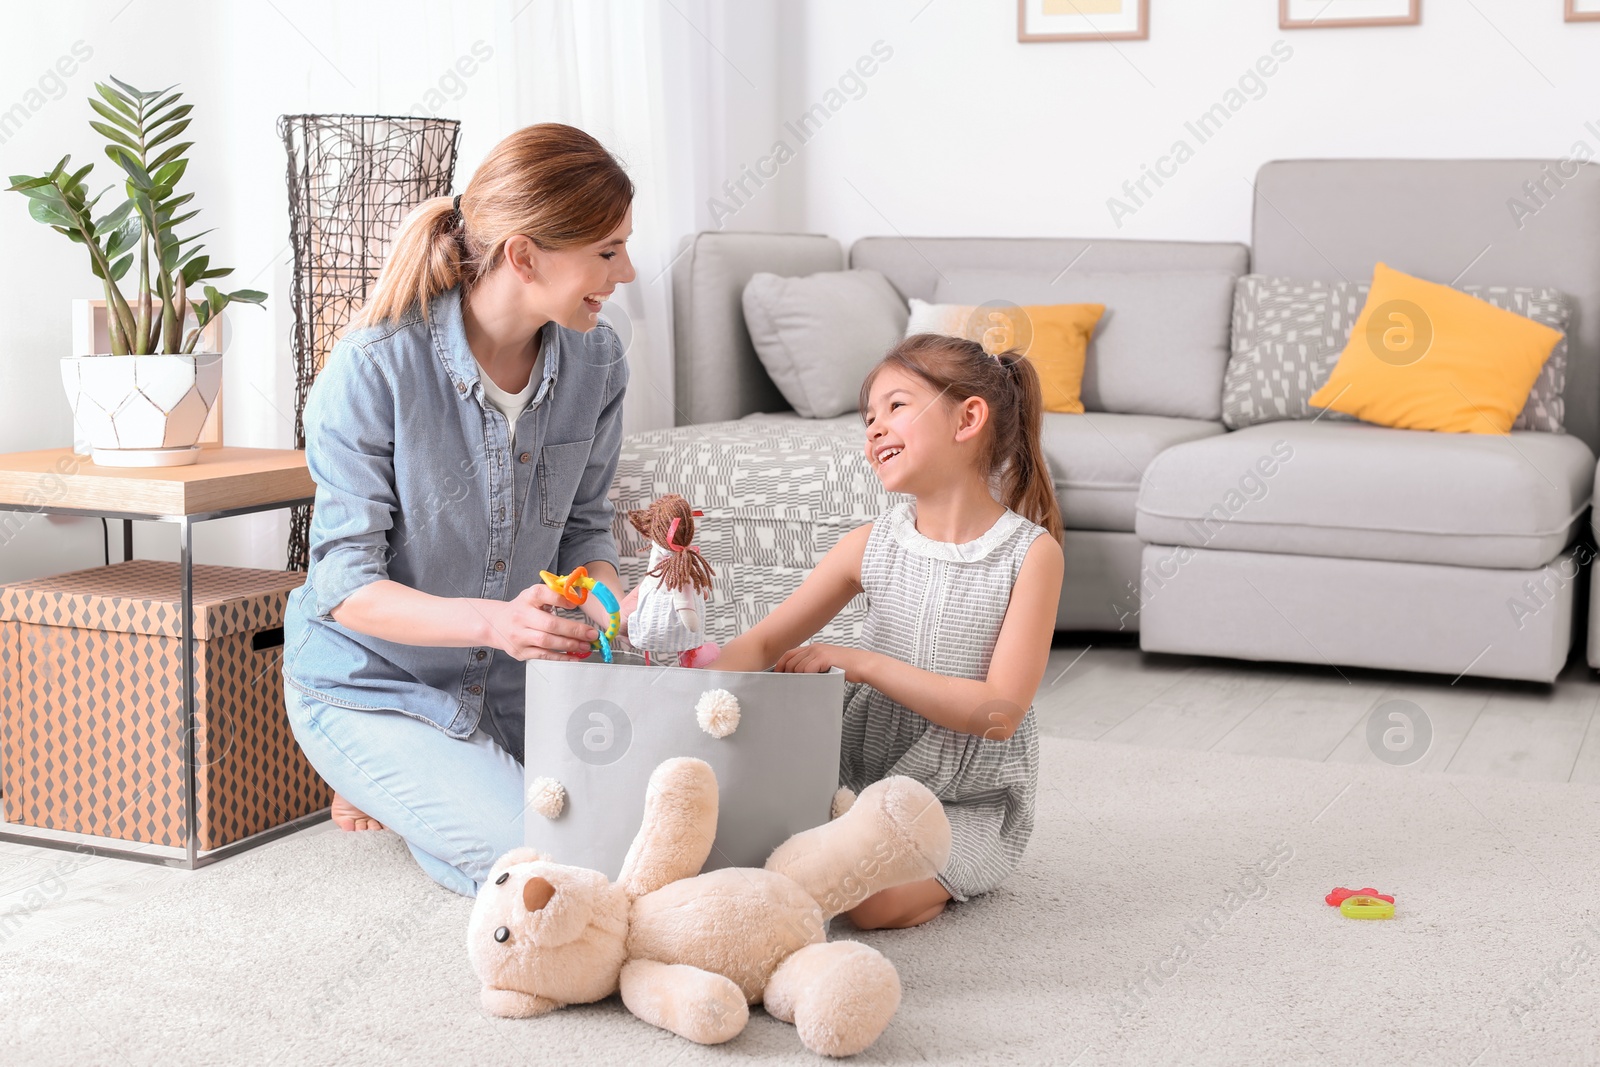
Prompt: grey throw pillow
<box><xmin>1222</xmin><ymin>275</ymin><xmax>1570</xmax><ymax>432</ymax></box>
<box><xmin>742</xmin><ymin>269</ymin><xmax>909</xmax><ymax>418</ymax></box>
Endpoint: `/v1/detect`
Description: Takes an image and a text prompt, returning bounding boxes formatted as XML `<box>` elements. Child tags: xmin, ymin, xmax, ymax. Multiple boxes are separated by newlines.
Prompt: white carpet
<box><xmin>3</xmin><ymin>737</ymin><xmax>1599</xmax><ymax>1066</ymax></box>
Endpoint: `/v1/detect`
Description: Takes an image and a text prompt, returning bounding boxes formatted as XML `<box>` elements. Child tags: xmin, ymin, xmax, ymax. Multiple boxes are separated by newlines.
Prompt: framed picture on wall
<box><xmin>1567</xmin><ymin>0</ymin><xmax>1600</xmax><ymax>22</ymax></box>
<box><xmin>1280</xmin><ymin>0</ymin><xmax>1420</xmax><ymax>28</ymax></box>
<box><xmin>1018</xmin><ymin>0</ymin><xmax>1149</xmax><ymax>42</ymax></box>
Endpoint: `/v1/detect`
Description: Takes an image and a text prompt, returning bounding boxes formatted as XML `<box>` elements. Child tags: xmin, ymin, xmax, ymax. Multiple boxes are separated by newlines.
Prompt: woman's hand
<box><xmin>487</xmin><ymin>584</ymin><xmax>600</xmax><ymax>661</ymax></box>
<box><xmin>574</xmin><ymin>583</ymin><xmax>638</xmax><ymax>643</ymax></box>
<box><xmin>774</xmin><ymin>643</ymin><xmax>868</xmax><ymax>683</ymax></box>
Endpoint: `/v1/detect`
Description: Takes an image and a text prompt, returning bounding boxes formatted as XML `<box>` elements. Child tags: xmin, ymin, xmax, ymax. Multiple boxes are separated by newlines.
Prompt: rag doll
<box><xmin>625</xmin><ymin>494</ymin><xmax>719</xmax><ymax>668</ymax></box>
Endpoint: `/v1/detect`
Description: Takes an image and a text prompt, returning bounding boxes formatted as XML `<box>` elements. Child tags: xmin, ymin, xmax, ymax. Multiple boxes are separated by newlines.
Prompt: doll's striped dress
<box><xmin>839</xmin><ymin>501</ymin><xmax>1046</xmax><ymax>902</ymax></box>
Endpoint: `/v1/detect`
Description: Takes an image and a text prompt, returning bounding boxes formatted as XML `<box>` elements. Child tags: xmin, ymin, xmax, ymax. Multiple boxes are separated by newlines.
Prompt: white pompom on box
<box><xmin>694</xmin><ymin>688</ymin><xmax>741</xmax><ymax>738</ymax></box>
<box><xmin>526</xmin><ymin>776</ymin><xmax>566</xmax><ymax>819</ymax></box>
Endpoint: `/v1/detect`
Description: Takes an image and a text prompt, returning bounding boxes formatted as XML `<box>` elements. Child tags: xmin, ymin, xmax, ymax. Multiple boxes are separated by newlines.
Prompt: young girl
<box><xmin>716</xmin><ymin>333</ymin><xmax>1065</xmax><ymax>930</ymax></box>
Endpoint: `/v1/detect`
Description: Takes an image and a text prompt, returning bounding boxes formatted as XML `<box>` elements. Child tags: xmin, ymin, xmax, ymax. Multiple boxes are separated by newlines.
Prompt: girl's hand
<box><xmin>774</xmin><ymin>643</ymin><xmax>867</xmax><ymax>682</ymax></box>
<box><xmin>488</xmin><ymin>584</ymin><xmax>600</xmax><ymax>661</ymax></box>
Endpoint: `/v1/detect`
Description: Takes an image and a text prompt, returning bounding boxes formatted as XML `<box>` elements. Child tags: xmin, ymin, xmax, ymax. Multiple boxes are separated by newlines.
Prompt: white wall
<box><xmin>778</xmin><ymin>0</ymin><xmax>1600</xmax><ymax>247</ymax></box>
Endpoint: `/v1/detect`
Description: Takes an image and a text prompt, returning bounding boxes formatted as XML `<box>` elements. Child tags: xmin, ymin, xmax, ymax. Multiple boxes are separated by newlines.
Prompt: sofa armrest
<box><xmin>671</xmin><ymin>231</ymin><xmax>844</xmax><ymax>425</ymax></box>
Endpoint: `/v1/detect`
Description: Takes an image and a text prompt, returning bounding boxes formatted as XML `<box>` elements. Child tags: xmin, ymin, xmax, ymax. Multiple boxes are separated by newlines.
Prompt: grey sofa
<box><xmin>616</xmin><ymin>159</ymin><xmax>1600</xmax><ymax>684</ymax></box>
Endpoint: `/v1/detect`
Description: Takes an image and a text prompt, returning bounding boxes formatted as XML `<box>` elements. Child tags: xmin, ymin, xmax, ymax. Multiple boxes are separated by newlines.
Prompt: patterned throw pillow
<box><xmin>1222</xmin><ymin>276</ymin><xmax>1570</xmax><ymax>432</ymax></box>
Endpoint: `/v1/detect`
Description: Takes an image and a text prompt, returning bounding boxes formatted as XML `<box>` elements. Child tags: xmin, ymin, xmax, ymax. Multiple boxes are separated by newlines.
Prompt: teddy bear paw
<box><xmin>830</xmin><ymin>787</ymin><xmax>857</xmax><ymax>820</ymax></box>
<box><xmin>767</xmin><ymin>941</ymin><xmax>901</xmax><ymax>1057</ymax></box>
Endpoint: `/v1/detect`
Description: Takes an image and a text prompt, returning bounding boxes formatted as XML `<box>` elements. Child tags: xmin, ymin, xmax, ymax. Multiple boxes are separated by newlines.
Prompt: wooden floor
<box><xmin>4</xmin><ymin>637</ymin><xmax>1599</xmax><ymax>954</ymax></box>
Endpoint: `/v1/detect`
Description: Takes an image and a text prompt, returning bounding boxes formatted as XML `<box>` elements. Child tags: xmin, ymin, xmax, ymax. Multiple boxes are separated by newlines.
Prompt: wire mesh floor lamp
<box><xmin>279</xmin><ymin>114</ymin><xmax>462</xmax><ymax>571</ymax></box>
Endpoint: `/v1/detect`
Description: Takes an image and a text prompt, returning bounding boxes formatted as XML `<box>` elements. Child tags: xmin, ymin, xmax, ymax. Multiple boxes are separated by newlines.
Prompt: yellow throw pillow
<box><xmin>905</xmin><ymin>298</ymin><xmax>1104</xmax><ymax>414</ymax></box>
<box><xmin>1018</xmin><ymin>303</ymin><xmax>1104</xmax><ymax>414</ymax></box>
<box><xmin>1307</xmin><ymin>262</ymin><xmax>1563</xmax><ymax>435</ymax></box>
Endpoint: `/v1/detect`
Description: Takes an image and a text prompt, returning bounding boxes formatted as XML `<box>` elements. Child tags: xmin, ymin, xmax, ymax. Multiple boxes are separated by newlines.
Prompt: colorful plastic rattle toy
<box><xmin>1339</xmin><ymin>895</ymin><xmax>1395</xmax><ymax>920</ymax></box>
<box><xmin>1324</xmin><ymin>886</ymin><xmax>1394</xmax><ymax>907</ymax></box>
<box><xmin>1326</xmin><ymin>886</ymin><xmax>1396</xmax><ymax>920</ymax></box>
<box><xmin>539</xmin><ymin>566</ymin><xmax>621</xmax><ymax>663</ymax></box>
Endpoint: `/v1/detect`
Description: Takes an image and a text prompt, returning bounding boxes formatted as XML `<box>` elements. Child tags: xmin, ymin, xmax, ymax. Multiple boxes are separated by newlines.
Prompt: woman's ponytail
<box><xmin>996</xmin><ymin>351</ymin><xmax>1064</xmax><ymax>544</ymax></box>
<box><xmin>352</xmin><ymin>196</ymin><xmax>465</xmax><ymax>329</ymax></box>
<box><xmin>349</xmin><ymin>123</ymin><xmax>634</xmax><ymax>330</ymax></box>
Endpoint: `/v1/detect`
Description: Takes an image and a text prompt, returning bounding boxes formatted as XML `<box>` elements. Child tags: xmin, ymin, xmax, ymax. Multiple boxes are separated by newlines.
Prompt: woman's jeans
<box><xmin>286</xmin><ymin>687</ymin><xmax>525</xmax><ymax>897</ymax></box>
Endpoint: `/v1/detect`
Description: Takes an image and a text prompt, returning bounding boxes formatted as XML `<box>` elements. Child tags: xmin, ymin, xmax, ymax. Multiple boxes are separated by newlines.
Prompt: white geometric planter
<box><xmin>61</xmin><ymin>353</ymin><xmax>222</xmax><ymax>467</ymax></box>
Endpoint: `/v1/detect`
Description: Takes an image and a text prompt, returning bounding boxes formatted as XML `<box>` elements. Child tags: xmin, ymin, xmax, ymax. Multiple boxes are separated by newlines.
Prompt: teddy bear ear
<box><xmin>486</xmin><ymin>847</ymin><xmax>551</xmax><ymax>884</ymax></box>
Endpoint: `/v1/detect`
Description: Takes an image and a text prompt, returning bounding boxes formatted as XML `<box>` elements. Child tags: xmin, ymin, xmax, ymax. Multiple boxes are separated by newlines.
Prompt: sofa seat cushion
<box><xmin>1135</xmin><ymin>422</ymin><xmax>1594</xmax><ymax>569</ymax></box>
<box><xmin>1042</xmin><ymin>412</ymin><xmax>1224</xmax><ymax>532</ymax></box>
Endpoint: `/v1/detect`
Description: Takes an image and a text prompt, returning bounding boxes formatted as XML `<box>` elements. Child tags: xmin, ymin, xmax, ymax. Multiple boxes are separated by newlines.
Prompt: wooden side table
<box><xmin>0</xmin><ymin>447</ymin><xmax>321</xmax><ymax>869</ymax></box>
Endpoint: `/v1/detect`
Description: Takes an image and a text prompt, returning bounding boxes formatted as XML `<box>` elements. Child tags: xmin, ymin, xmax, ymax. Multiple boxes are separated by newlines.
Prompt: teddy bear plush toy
<box><xmin>467</xmin><ymin>757</ymin><xmax>952</xmax><ymax>1057</ymax></box>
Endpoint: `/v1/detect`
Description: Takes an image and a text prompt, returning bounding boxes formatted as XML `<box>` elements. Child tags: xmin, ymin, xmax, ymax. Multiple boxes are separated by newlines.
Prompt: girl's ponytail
<box><xmin>354</xmin><ymin>196</ymin><xmax>465</xmax><ymax>329</ymax></box>
<box><xmin>996</xmin><ymin>351</ymin><xmax>1064</xmax><ymax>544</ymax></box>
<box><xmin>350</xmin><ymin>123</ymin><xmax>634</xmax><ymax>330</ymax></box>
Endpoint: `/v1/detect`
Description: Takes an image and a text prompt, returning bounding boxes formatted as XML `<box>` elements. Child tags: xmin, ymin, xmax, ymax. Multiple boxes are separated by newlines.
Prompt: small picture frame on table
<box><xmin>1567</xmin><ymin>0</ymin><xmax>1600</xmax><ymax>22</ymax></box>
<box><xmin>1018</xmin><ymin>0</ymin><xmax>1149</xmax><ymax>42</ymax></box>
<box><xmin>1280</xmin><ymin>0</ymin><xmax>1420</xmax><ymax>29</ymax></box>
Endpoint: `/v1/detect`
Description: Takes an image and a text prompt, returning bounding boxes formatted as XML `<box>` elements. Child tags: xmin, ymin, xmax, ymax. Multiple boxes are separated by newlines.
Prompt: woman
<box><xmin>282</xmin><ymin>124</ymin><xmax>637</xmax><ymax>897</ymax></box>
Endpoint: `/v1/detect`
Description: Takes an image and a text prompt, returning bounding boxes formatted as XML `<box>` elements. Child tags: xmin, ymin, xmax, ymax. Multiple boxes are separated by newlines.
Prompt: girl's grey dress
<box><xmin>840</xmin><ymin>501</ymin><xmax>1046</xmax><ymax>902</ymax></box>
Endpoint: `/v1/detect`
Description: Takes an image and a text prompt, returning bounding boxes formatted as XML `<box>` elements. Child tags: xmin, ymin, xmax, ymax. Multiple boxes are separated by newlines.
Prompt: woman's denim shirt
<box><xmin>282</xmin><ymin>285</ymin><xmax>627</xmax><ymax>740</ymax></box>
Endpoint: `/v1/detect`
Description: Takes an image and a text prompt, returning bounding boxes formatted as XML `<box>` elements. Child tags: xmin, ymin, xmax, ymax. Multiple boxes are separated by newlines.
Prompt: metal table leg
<box><xmin>0</xmin><ymin>498</ymin><xmax>329</xmax><ymax>869</ymax></box>
<box><xmin>180</xmin><ymin>515</ymin><xmax>198</xmax><ymax>870</ymax></box>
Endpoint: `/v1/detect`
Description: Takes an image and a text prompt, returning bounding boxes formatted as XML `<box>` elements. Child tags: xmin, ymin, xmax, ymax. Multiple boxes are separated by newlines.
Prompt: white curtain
<box><xmin>239</xmin><ymin>0</ymin><xmax>752</xmax><ymax>438</ymax></box>
<box><xmin>502</xmin><ymin>0</ymin><xmax>718</xmax><ymax>436</ymax></box>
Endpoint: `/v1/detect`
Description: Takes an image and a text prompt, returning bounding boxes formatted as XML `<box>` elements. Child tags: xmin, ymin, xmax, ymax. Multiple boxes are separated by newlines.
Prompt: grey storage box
<box><xmin>524</xmin><ymin>654</ymin><xmax>844</xmax><ymax>877</ymax></box>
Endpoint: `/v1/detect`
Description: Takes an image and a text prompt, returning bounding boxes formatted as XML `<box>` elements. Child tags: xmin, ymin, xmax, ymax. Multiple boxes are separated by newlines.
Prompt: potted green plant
<box><xmin>7</xmin><ymin>77</ymin><xmax>265</xmax><ymax>466</ymax></box>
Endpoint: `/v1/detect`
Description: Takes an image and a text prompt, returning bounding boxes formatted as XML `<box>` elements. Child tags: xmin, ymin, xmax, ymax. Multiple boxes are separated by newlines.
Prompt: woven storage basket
<box><xmin>0</xmin><ymin>561</ymin><xmax>329</xmax><ymax>849</ymax></box>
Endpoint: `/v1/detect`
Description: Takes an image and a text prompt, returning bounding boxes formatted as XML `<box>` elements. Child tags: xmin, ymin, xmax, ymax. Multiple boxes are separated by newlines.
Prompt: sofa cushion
<box><xmin>741</xmin><ymin>269</ymin><xmax>908</xmax><ymax>418</ymax></box>
<box><xmin>1307</xmin><ymin>264</ymin><xmax>1565</xmax><ymax>436</ymax></box>
<box><xmin>933</xmin><ymin>268</ymin><xmax>1238</xmax><ymax>421</ymax></box>
<box><xmin>1223</xmin><ymin>274</ymin><xmax>1573</xmax><ymax>433</ymax></box>
<box><xmin>1135</xmin><ymin>421</ymin><xmax>1594</xmax><ymax>569</ymax></box>
<box><xmin>1042</xmin><ymin>412</ymin><xmax>1224</xmax><ymax>532</ymax></box>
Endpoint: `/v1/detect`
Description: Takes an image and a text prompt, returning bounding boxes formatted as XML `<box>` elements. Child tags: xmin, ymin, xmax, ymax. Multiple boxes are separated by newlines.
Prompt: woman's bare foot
<box><xmin>331</xmin><ymin>793</ymin><xmax>384</xmax><ymax>832</ymax></box>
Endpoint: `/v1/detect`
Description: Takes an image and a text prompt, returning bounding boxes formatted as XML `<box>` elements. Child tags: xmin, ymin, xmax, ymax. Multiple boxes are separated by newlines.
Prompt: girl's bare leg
<box><xmin>845</xmin><ymin>876</ymin><xmax>951</xmax><ymax>930</ymax></box>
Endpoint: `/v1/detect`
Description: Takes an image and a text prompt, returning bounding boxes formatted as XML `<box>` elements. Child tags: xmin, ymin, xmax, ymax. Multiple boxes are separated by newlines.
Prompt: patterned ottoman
<box><xmin>609</xmin><ymin>414</ymin><xmax>902</xmax><ymax>645</ymax></box>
